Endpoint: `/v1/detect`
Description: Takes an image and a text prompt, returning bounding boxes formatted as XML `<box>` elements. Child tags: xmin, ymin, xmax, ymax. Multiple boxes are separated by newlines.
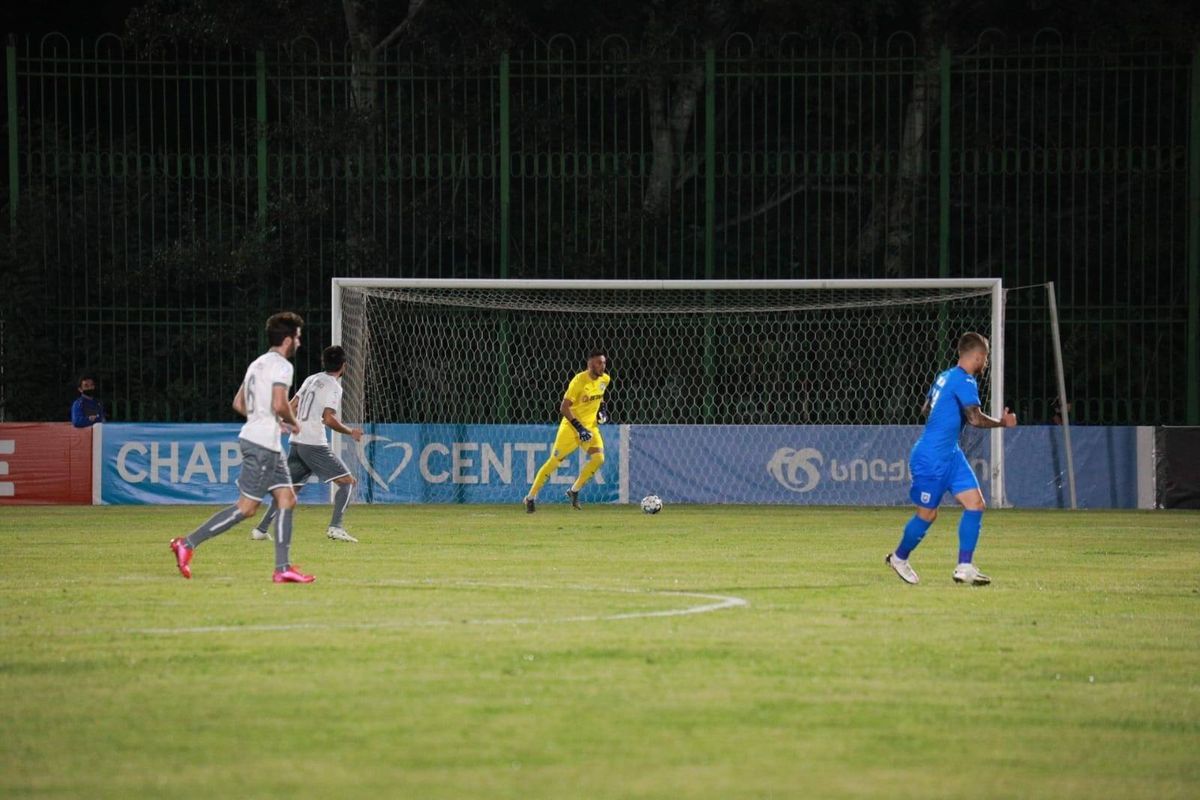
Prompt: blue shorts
<box><xmin>909</xmin><ymin>449</ymin><xmax>980</xmax><ymax>509</ymax></box>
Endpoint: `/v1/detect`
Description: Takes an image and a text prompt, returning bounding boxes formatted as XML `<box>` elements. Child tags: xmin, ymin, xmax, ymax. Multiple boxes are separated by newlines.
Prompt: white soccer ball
<box><xmin>640</xmin><ymin>494</ymin><xmax>663</xmax><ymax>514</ymax></box>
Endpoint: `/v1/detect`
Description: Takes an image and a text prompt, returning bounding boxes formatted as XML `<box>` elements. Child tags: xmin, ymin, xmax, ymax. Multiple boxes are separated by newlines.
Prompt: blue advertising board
<box><xmin>630</xmin><ymin>425</ymin><xmax>1137</xmax><ymax>508</ymax></box>
<box><xmin>100</xmin><ymin>423</ymin><xmax>245</xmax><ymax>504</ymax></box>
<box><xmin>97</xmin><ymin>422</ymin><xmax>1138</xmax><ymax>508</ymax></box>
<box><xmin>629</xmin><ymin>425</ymin><xmax>978</xmax><ymax>506</ymax></box>
<box><xmin>99</xmin><ymin>423</ymin><xmax>622</xmax><ymax>506</ymax></box>
<box><xmin>1003</xmin><ymin>426</ymin><xmax>1139</xmax><ymax>509</ymax></box>
<box><xmin>341</xmin><ymin>424</ymin><xmax>621</xmax><ymax>504</ymax></box>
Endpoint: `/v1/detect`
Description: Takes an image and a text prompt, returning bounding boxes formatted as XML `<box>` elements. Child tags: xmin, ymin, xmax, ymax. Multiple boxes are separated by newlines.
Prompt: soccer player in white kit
<box><xmin>169</xmin><ymin>312</ymin><xmax>315</xmax><ymax>583</ymax></box>
<box><xmin>251</xmin><ymin>345</ymin><xmax>364</xmax><ymax>543</ymax></box>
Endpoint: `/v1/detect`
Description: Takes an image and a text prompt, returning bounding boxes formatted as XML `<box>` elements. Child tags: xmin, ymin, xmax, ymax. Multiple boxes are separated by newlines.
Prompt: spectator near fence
<box><xmin>70</xmin><ymin>374</ymin><xmax>106</xmax><ymax>428</ymax></box>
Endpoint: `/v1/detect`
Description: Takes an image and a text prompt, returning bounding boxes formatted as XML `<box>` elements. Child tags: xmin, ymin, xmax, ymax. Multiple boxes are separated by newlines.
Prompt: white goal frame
<box><xmin>331</xmin><ymin>278</ymin><xmax>1007</xmax><ymax>507</ymax></box>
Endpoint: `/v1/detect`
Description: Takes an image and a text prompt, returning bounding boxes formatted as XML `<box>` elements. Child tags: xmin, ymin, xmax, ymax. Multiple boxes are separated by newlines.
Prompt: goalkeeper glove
<box><xmin>597</xmin><ymin>409</ymin><xmax>608</xmax><ymax>425</ymax></box>
<box><xmin>570</xmin><ymin>418</ymin><xmax>593</xmax><ymax>442</ymax></box>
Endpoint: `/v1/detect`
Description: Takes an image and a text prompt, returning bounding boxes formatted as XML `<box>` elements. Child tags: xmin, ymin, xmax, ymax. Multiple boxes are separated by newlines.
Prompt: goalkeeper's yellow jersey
<box><xmin>564</xmin><ymin>370</ymin><xmax>611</xmax><ymax>428</ymax></box>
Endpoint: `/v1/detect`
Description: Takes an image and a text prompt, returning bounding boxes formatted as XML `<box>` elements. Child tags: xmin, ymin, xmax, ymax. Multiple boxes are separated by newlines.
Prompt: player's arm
<box><xmin>964</xmin><ymin>405</ymin><xmax>1017</xmax><ymax>428</ymax></box>
<box><xmin>597</xmin><ymin>378</ymin><xmax>612</xmax><ymax>424</ymax></box>
<box><xmin>322</xmin><ymin>408</ymin><xmax>363</xmax><ymax>441</ymax></box>
<box><xmin>919</xmin><ymin>398</ymin><xmax>931</xmax><ymax>417</ymax></box>
<box><xmin>559</xmin><ymin>395</ymin><xmax>593</xmax><ymax>442</ymax></box>
<box><xmin>231</xmin><ymin>383</ymin><xmax>247</xmax><ymax>418</ymax></box>
<box><xmin>273</xmin><ymin>384</ymin><xmax>300</xmax><ymax>433</ymax></box>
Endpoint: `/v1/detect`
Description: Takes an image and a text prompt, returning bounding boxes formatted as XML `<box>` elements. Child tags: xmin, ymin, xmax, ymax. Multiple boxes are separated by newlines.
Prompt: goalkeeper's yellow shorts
<box><xmin>550</xmin><ymin>418</ymin><xmax>603</xmax><ymax>460</ymax></box>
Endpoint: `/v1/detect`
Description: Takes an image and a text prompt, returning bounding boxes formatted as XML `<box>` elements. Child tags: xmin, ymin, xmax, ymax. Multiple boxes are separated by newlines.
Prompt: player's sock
<box><xmin>274</xmin><ymin>508</ymin><xmax>294</xmax><ymax>571</ymax></box>
<box><xmin>256</xmin><ymin>503</ymin><xmax>278</xmax><ymax>534</ymax></box>
<box><xmin>330</xmin><ymin>483</ymin><xmax>353</xmax><ymax>528</ymax></box>
<box><xmin>958</xmin><ymin>509</ymin><xmax>983</xmax><ymax>564</ymax></box>
<box><xmin>570</xmin><ymin>451</ymin><xmax>605</xmax><ymax>492</ymax></box>
<box><xmin>265</xmin><ymin>485</ymin><xmax>305</xmax><ymax>531</ymax></box>
<box><xmin>184</xmin><ymin>505</ymin><xmax>247</xmax><ymax>548</ymax></box>
<box><xmin>527</xmin><ymin>456</ymin><xmax>563</xmax><ymax>500</ymax></box>
<box><xmin>895</xmin><ymin>515</ymin><xmax>933</xmax><ymax>560</ymax></box>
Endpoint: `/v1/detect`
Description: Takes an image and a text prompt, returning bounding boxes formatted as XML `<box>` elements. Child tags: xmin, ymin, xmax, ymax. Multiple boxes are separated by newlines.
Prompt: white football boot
<box><xmin>885</xmin><ymin>553</ymin><xmax>920</xmax><ymax>585</ymax></box>
<box><xmin>327</xmin><ymin>526</ymin><xmax>359</xmax><ymax>543</ymax></box>
<box><xmin>250</xmin><ymin>527</ymin><xmax>271</xmax><ymax>541</ymax></box>
<box><xmin>952</xmin><ymin>563</ymin><xmax>991</xmax><ymax>585</ymax></box>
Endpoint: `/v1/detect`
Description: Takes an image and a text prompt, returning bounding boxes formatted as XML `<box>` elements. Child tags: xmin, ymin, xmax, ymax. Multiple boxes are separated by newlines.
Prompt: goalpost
<box><xmin>331</xmin><ymin>278</ymin><xmax>1007</xmax><ymax>506</ymax></box>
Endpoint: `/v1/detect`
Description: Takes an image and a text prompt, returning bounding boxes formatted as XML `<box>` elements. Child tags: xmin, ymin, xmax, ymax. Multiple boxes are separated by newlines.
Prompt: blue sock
<box><xmin>958</xmin><ymin>509</ymin><xmax>983</xmax><ymax>564</ymax></box>
<box><xmin>896</xmin><ymin>515</ymin><xmax>933</xmax><ymax>560</ymax></box>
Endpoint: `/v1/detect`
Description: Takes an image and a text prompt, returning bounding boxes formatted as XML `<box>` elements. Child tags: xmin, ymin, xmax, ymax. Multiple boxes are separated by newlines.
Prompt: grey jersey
<box><xmin>291</xmin><ymin>372</ymin><xmax>343</xmax><ymax>447</ymax></box>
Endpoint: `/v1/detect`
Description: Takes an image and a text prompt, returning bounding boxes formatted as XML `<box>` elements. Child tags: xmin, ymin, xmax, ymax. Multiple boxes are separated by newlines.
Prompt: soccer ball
<box><xmin>640</xmin><ymin>495</ymin><xmax>663</xmax><ymax>514</ymax></box>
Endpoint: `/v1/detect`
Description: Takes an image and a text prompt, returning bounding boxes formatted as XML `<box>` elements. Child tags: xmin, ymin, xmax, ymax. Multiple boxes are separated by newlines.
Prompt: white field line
<box><xmin>126</xmin><ymin>581</ymin><xmax>749</xmax><ymax>635</ymax></box>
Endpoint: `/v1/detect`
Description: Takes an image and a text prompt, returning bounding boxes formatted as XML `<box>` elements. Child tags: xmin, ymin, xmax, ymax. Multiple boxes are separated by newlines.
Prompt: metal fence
<box><xmin>2</xmin><ymin>32</ymin><xmax>1197</xmax><ymax>424</ymax></box>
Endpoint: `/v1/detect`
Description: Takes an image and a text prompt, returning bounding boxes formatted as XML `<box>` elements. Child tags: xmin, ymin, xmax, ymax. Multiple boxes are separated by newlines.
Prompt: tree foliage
<box><xmin>0</xmin><ymin>0</ymin><xmax>1195</xmax><ymax>422</ymax></box>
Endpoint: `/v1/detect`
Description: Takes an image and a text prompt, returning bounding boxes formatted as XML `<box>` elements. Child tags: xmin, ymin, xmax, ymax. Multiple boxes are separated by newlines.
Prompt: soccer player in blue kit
<box><xmin>886</xmin><ymin>332</ymin><xmax>1017</xmax><ymax>586</ymax></box>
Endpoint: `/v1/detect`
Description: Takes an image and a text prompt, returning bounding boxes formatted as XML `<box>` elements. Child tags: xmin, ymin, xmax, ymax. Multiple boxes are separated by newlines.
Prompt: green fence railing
<box><xmin>1</xmin><ymin>32</ymin><xmax>1197</xmax><ymax>425</ymax></box>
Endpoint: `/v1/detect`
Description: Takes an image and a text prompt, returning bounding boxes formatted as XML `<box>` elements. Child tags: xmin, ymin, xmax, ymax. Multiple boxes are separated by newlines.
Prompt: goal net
<box><xmin>333</xmin><ymin>279</ymin><xmax>1005</xmax><ymax>506</ymax></box>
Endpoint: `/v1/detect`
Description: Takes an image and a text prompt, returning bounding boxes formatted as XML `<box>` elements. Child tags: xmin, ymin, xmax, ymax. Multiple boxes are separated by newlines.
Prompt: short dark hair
<box><xmin>957</xmin><ymin>332</ymin><xmax>989</xmax><ymax>356</ymax></box>
<box><xmin>322</xmin><ymin>345</ymin><xmax>347</xmax><ymax>372</ymax></box>
<box><xmin>78</xmin><ymin>373</ymin><xmax>96</xmax><ymax>388</ymax></box>
<box><xmin>266</xmin><ymin>312</ymin><xmax>304</xmax><ymax>346</ymax></box>
<box><xmin>588</xmin><ymin>349</ymin><xmax>606</xmax><ymax>359</ymax></box>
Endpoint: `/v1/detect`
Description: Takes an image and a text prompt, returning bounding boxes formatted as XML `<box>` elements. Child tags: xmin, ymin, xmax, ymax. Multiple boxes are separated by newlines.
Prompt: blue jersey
<box><xmin>910</xmin><ymin>366</ymin><xmax>981</xmax><ymax>474</ymax></box>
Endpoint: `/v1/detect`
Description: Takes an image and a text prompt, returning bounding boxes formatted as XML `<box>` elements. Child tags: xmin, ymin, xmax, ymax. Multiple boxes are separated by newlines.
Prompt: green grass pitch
<box><xmin>1</xmin><ymin>504</ymin><xmax>1198</xmax><ymax>799</ymax></box>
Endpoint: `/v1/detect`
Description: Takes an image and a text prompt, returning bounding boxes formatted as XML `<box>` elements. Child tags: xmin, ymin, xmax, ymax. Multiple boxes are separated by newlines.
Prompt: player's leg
<box><xmin>293</xmin><ymin>443</ymin><xmax>358</xmax><ymax>541</ymax></box>
<box><xmin>885</xmin><ymin>472</ymin><xmax>944</xmax><ymax>585</ymax></box>
<box><xmin>950</xmin><ymin>453</ymin><xmax>989</xmax><ymax>585</ymax></box>
<box><xmin>253</xmin><ymin>450</ymin><xmax>310</xmax><ymax>540</ymax></box>
<box><xmin>252</xmin><ymin>503</ymin><xmax>277</xmax><ymax>540</ymax></box>
<box><xmin>525</xmin><ymin>421</ymin><xmax>579</xmax><ymax>511</ymax></box>
<box><xmin>566</xmin><ymin>428</ymin><xmax>605</xmax><ymax>509</ymax></box>
<box><xmin>169</xmin><ymin>442</ymin><xmax>269</xmax><ymax>578</ymax></box>
<box><xmin>326</xmin><ymin>468</ymin><xmax>357</xmax><ymax>542</ymax></box>
<box><xmin>184</xmin><ymin>496</ymin><xmax>260</xmax><ymax>549</ymax></box>
<box><xmin>170</xmin><ymin>496</ymin><xmax>260</xmax><ymax>578</ymax></box>
<box><xmin>270</xmin><ymin>482</ymin><xmax>312</xmax><ymax>583</ymax></box>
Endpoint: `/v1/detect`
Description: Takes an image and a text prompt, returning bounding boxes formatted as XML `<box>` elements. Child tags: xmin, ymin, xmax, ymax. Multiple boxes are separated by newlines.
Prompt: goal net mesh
<box><xmin>337</xmin><ymin>284</ymin><xmax>995</xmax><ymax>428</ymax></box>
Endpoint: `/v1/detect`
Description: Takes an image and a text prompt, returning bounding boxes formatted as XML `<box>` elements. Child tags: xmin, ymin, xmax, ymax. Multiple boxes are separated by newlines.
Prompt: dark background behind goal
<box><xmin>2</xmin><ymin>26</ymin><xmax>1196</xmax><ymax>425</ymax></box>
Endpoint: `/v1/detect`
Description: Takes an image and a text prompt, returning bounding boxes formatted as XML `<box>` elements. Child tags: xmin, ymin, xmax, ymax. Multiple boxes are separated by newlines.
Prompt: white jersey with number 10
<box><xmin>291</xmin><ymin>372</ymin><xmax>343</xmax><ymax>447</ymax></box>
<box><xmin>238</xmin><ymin>351</ymin><xmax>294</xmax><ymax>453</ymax></box>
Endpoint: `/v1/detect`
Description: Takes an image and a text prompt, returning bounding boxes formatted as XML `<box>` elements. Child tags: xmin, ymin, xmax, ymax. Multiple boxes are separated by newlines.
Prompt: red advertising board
<box><xmin>0</xmin><ymin>423</ymin><xmax>93</xmax><ymax>505</ymax></box>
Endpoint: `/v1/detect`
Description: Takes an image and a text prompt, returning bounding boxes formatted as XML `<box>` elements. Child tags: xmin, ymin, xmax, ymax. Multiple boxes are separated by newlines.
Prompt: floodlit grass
<box><xmin>1</xmin><ymin>504</ymin><xmax>1198</xmax><ymax>799</ymax></box>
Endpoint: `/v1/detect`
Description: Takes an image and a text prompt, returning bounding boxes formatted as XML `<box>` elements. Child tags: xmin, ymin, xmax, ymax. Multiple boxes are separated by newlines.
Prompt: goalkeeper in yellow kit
<box><xmin>524</xmin><ymin>350</ymin><xmax>610</xmax><ymax>513</ymax></box>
